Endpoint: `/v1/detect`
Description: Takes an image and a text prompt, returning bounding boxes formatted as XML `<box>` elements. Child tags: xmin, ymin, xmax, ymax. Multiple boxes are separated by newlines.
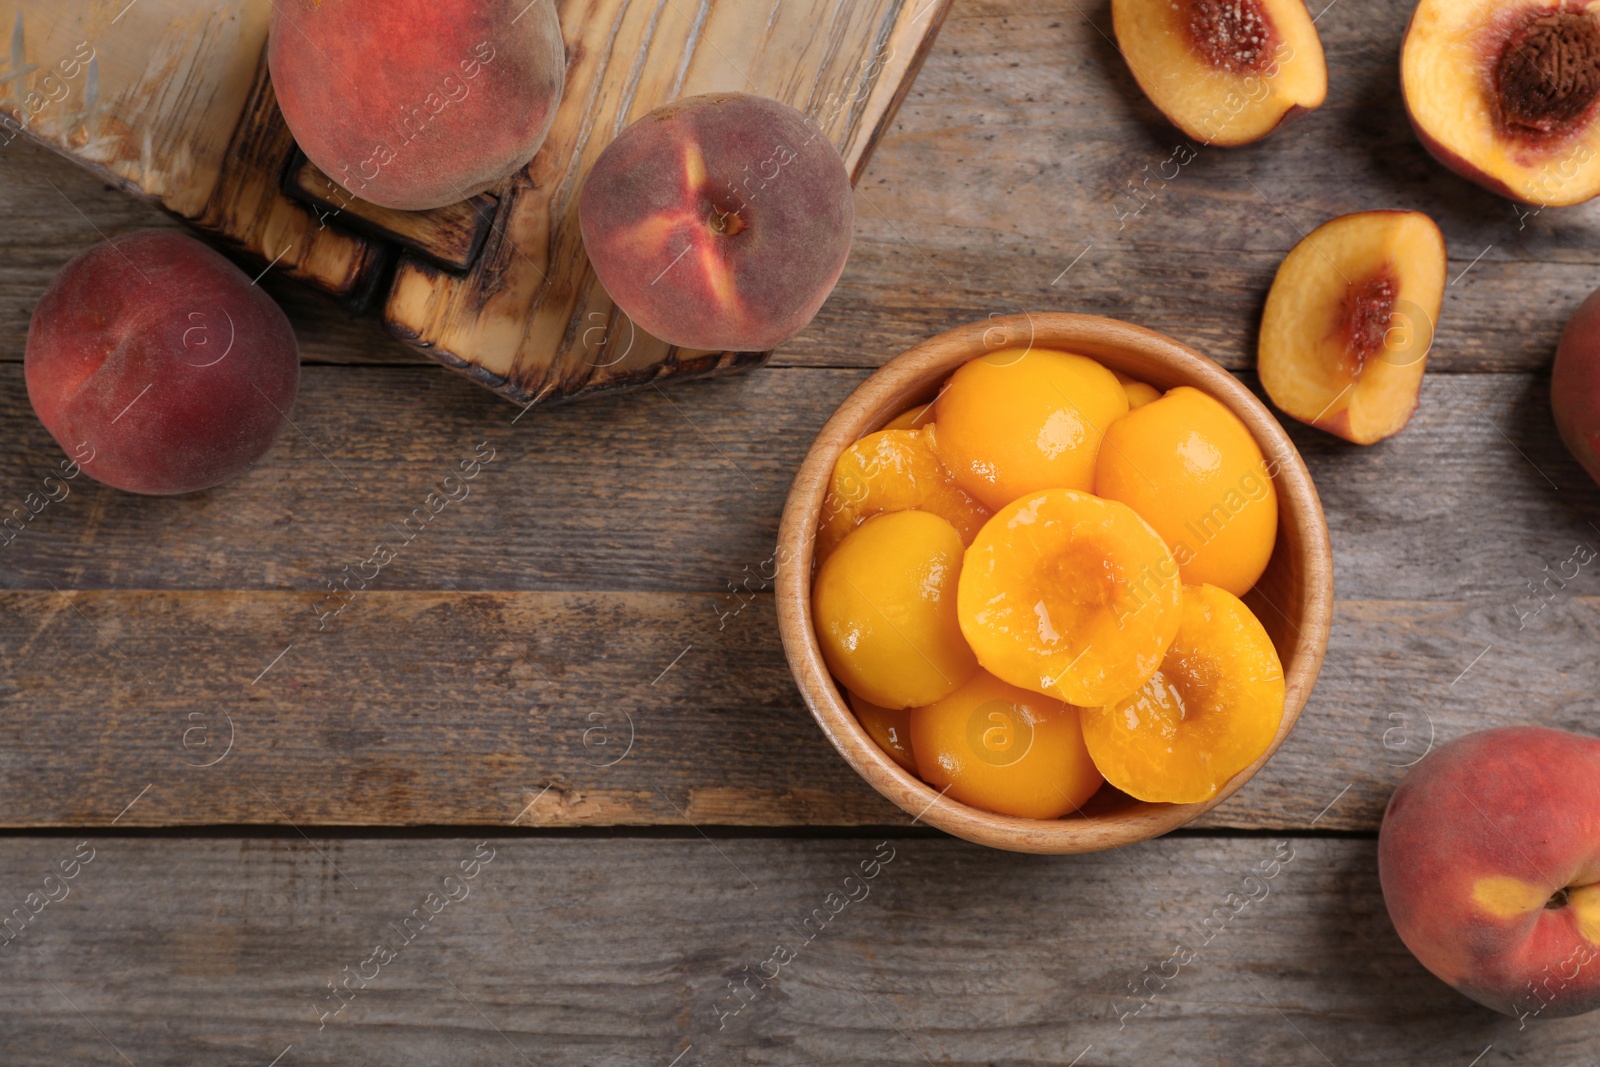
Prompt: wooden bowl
<box><xmin>776</xmin><ymin>313</ymin><xmax>1333</xmax><ymax>854</ymax></box>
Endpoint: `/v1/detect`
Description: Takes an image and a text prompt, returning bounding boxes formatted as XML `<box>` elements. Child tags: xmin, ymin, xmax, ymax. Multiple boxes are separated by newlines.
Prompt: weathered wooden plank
<box><xmin>0</xmin><ymin>588</ymin><xmax>897</xmax><ymax>828</ymax></box>
<box><xmin>0</xmin><ymin>0</ymin><xmax>263</xmax><ymax>217</ymax></box>
<box><xmin>189</xmin><ymin>51</ymin><xmax>391</xmax><ymax>307</ymax></box>
<box><xmin>0</xmin><ymin>836</ymin><xmax>1590</xmax><ymax>1064</ymax></box>
<box><xmin>0</xmin><ymin>139</ymin><xmax>417</xmax><ymax>364</ymax></box>
<box><xmin>0</xmin><ymin>360</ymin><xmax>815</xmax><ymax>594</ymax></box>
<box><xmin>1</xmin><ymin>1</ymin><xmax>1597</xmax><ymax>836</ymax></box>
<box><xmin>0</xmin><ymin>582</ymin><xmax>1593</xmax><ymax>830</ymax></box>
<box><xmin>0</xmin><ymin>363</ymin><xmax>1593</xmax><ymax>607</ymax></box>
<box><xmin>0</xmin><ymin>350</ymin><xmax>1592</xmax><ymax>828</ymax></box>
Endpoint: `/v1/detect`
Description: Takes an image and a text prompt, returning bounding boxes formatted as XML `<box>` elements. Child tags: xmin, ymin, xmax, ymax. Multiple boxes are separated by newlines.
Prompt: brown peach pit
<box><xmin>1186</xmin><ymin>0</ymin><xmax>1281</xmax><ymax>74</ymax></box>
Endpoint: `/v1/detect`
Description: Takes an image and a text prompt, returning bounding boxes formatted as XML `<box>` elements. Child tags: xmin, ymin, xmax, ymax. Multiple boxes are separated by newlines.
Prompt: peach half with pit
<box><xmin>579</xmin><ymin>93</ymin><xmax>855</xmax><ymax>353</ymax></box>
<box><xmin>1112</xmin><ymin>0</ymin><xmax>1327</xmax><ymax>146</ymax></box>
<box><xmin>1402</xmin><ymin>0</ymin><xmax>1600</xmax><ymax>206</ymax></box>
<box><xmin>1258</xmin><ymin>210</ymin><xmax>1446</xmax><ymax>445</ymax></box>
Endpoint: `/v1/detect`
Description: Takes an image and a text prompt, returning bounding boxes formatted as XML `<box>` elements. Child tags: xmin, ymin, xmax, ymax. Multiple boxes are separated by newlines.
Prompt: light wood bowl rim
<box><xmin>775</xmin><ymin>313</ymin><xmax>1334</xmax><ymax>854</ymax></box>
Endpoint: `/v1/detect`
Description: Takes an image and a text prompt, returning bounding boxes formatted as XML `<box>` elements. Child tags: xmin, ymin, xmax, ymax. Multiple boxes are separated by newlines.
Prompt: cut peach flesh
<box><xmin>848</xmin><ymin>691</ymin><xmax>918</xmax><ymax>774</ymax></box>
<box><xmin>1403</xmin><ymin>0</ymin><xmax>1600</xmax><ymax>205</ymax></box>
<box><xmin>817</xmin><ymin>428</ymin><xmax>991</xmax><ymax>560</ymax></box>
<box><xmin>957</xmin><ymin>489</ymin><xmax>1182</xmax><ymax>707</ymax></box>
<box><xmin>883</xmin><ymin>400</ymin><xmax>938</xmax><ymax>431</ymax></box>
<box><xmin>1080</xmin><ymin>583</ymin><xmax>1285</xmax><ymax>804</ymax></box>
<box><xmin>1258</xmin><ymin>210</ymin><xmax>1446</xmax><ymax>445</ymax></box>
<box><xmin>1113</xmin><ymin>371</ymin><xmax>1162</xmax><ymax>409</ymax></box>
<box><xmin>1112</xmin><ymin>0</ymin><xmax>1326</xmax><ymax>145</ymax></box>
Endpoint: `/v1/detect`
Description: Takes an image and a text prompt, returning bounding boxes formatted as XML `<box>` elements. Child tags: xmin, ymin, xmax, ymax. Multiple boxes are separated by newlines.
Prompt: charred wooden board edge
<box><xmin>281</xmin><ymin>149</ymin><xmax>498</xmax><ymax>274</ymax></box>
<box><xmin>8</xmin><ymin>117</ymin><xmax>394</xmax><ymax>313</ymax></box>
<box><xmin>4</xmin><ymin>121</ymin><xmax>389</xmax><ymax>306</ymax></box>
<box><xmin>198</xmin><ymin>44</ymin><xmax>393</xmax><ymax>312</ymax></box>
<box><xmin>384</xmin><ymin>293</ymin><xmax>770</xmax><ymax>407</ymax></box>
<box><xmin>5</xmin><ymin>36</ymin><xmax>393</xmax><ymax>312</ymax></box>
<box><xmin>192</xmin><ymin>191</ymin><xmax>398</xmax><ymax>317</ymax></box>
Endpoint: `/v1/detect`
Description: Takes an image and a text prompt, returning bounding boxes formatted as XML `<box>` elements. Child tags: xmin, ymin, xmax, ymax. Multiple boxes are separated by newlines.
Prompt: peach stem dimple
<box><xmin>707</xmin><ymin>207</ymin><xmax>748</xmax><ymax>237</ymax></box>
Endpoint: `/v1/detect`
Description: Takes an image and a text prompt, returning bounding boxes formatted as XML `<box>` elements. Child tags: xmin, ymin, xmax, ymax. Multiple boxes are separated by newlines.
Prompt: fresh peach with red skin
<box><xmin>1552</xmin><ymin>284</ymin><xmax>1600</xmax><ymax>486</ymax></box>
<box><xmin>579</xmin><ymin>92</ymin><xmax>854</xmax><ymax>352</ymax></box>
<box><xmin>269</xmin><ymin>0</ymin><xmax>566</xmax><ymax>211</ymax></box>
<box><xmin>1378</xmin><ymin>726</ymin><xmax>1600</xmax><ymax>1020</ymax></box>
<box><xmin>25</xmin><ymin>230</ymin><xmax>300</xmax><ymax>495</ymax></box>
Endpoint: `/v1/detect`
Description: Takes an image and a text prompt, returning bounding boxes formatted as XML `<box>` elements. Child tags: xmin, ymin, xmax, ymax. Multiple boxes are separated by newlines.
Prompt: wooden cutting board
<box><xmin>0</xmin><ymin>0</ymin><xmax>951</xmax><ymax>406</ymax></box>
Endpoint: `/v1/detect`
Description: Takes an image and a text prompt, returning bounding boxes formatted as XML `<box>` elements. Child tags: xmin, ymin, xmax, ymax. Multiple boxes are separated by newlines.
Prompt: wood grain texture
<box><xmin>0</xmin><ymin>352</ymin><xmax>1593</xmax><ymax>832</ymax></box>
<box><xmin>0</xmin><ymin>835</ymin><xmax>1594</xmax><ymax>1064</ymax></box>
<box><xmin>0</xmin><ymin>364</ymin><xmax>1591</xmax><ymax>605</ymax></box>
<box><xmin>192</xmin><ymin>55</ymin><xmax>392</xmax><ymax>307</ymax></box>
<box><xmin>383</xmin><ymin>0</ymin><xmax>955</xmax><ymax>406</ymax></box>
<box><xmin>0</xmin><ymin>0</ymin><xmax>263</xmax><ymax>217</ymax></box>
<box><xmin>774</xmin><ymin>0</ymin><xmax>1600</xmax><ymax>375</ymax></box>
<box><xmin>0</xmin><ymin>579</ymin><xmax>1596</xmax><ymax>832</ymax></box>
<box><xmin>0</xmin><ymin>1</ymin><xmax>1598</xmax><ymax>837</ymax></box>
<box><xmin>6</xmin><ymin>0</ymin><xmax>1600</xmax><ymax>1058</ymax></box>
<box><xmin>0</xmin><ymin>136</ymin><xmax>426</xmax><ymax>368</ymax></box>
<box><xmin>0</xmin><ymin>0</ymin><xmax>951</xmax><ymax>398</ymax></box>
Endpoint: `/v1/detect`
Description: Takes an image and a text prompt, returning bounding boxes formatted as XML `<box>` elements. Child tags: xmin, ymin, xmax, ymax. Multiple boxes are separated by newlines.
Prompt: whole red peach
<box><xmin>1378</xmin><ymin>726</ymin><xmax>1600</xmax><ymax>1021</ymax></box>
<box><xmin>268</xmin><ymin>0</ymin><xmax>566</xmax><ymax>212</ymax></box>
<box><xmin>25</xmin><ymin>230</ymin><xmax>300</xmax><ymax>495</ymax></box>
<box><xmin>578</xmin><ymin>92</ymin><xmax>854</xmax><ymax>353</ymax></box>
<box><xmin>1552</xmin><ymin>286</ymin><xmax>1600</xmax><ymax>487</ymax></box>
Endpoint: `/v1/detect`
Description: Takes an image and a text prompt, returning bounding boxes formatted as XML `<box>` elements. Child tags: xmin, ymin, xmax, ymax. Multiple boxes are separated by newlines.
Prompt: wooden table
<box><xmin>3</xmin><ymin>0</ymin><xmax>1599</xmax><ymax>1062</ymax></box>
